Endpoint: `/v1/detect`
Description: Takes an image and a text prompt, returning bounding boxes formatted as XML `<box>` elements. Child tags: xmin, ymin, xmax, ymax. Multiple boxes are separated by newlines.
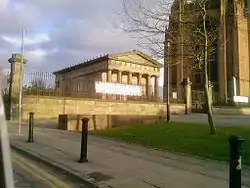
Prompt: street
<box><xmin>171</xmin><ymin>113</ymin><xmax>250</xmax><ymax>127</ymax></box>
<box><xmin>12</xmin><ymin>150</ymin><xmax>86</xmax><ymax>188</ymax></box>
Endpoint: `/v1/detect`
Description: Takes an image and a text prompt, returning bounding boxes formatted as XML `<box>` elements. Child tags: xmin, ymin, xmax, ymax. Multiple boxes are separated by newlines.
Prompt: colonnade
<box><xmin>106</xmin><ymin>69</ymin><xmax>159</xmax><ymax>98</ymax></box>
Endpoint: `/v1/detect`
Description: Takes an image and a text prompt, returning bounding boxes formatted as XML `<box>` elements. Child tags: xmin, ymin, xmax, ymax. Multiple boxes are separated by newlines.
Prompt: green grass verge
<box><xmin>91</xmin><ymin>122</ymin><xmax>250</xmax><ymax>165</ymax></box>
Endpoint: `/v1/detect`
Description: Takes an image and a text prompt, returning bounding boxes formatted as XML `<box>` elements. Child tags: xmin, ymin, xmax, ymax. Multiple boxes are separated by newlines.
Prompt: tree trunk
<box><xmin>204</xmin><ymin>71</ymin><xmax>217</xmax><ymax>135</ymax></box>
<box><xmin>202</xmin><ymin>12</ymin><xmax>217</xmax><ymax>135</ymax></box>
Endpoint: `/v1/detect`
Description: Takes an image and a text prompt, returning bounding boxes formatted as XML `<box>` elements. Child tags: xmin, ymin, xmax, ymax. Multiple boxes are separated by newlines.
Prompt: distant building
<box><xmin>53</xmin><ymin>50</ymin><xmax>163</xmax><ymax>101</ymax></box>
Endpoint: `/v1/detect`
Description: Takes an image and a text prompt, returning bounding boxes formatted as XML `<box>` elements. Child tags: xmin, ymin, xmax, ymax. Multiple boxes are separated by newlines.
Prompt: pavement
<box><xmin>12</xmin><ymin>149</ymin><xmax>87</xmax><ymax>188</ymax></box>
<box><xmin>8</xmin><ymin>122</ymin><xmax>250</xmax><ymax>188</ymax></box>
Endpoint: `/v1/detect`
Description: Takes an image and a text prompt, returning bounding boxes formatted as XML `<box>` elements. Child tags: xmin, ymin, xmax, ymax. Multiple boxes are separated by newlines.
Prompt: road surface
<box><xmin>172</xmin><ymin>113</ymin><xmax>250</xmax><ymax>127</ymax></box>
<box><xmin>12</xmin><ymin>150</ymin><xmax>87</xmax><ymax>188</ymax></box>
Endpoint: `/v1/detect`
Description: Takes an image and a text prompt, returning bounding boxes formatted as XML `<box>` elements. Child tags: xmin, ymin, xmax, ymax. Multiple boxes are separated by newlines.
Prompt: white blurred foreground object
<box><xmin>0</xmin><ymin>84</ymin><xmax>15</xmax><ymax>187</ymax></box>
<box><xmin>95</xmin><ymin>81</ymin><xmax>143</xmax><ymax>96</ymax></box>
<box><xmin>233</xmin><ymin>96</ymin><xmax>249</xmax><ymax>103</ymax></box>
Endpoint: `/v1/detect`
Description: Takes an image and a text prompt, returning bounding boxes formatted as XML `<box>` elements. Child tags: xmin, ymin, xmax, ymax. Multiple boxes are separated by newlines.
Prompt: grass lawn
<box><xmin>91</xmin><ymin>122</ymin><xmax>250</xmax><ymax>165</ymax></box>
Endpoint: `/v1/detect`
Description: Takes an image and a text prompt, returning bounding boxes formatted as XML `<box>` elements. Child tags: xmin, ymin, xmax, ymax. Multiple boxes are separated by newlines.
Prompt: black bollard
<box><xmin>229</xmin><ymin>135</ymin><xmax>244</xmax><ymax>188</ymax></box>
<box><xmin>27</xmin><ymin>112</ymin><xmax>34</xmax><ymax>143</ymax></box>
<box><xmin>78</xmin><ymin>118</ymin><xmax>89</xmax><ymax>163</ymax></box>
<box><xmin>166</xmin><ymin>103</ymin><xmax>170</xmax><ymax>123</ymax></box>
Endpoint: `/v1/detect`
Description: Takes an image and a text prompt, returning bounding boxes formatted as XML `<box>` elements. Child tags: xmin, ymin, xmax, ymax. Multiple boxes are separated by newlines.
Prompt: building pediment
<box><xmin>108</xmin><ymin>50</ymin><xmax>163</xmax><ymax>68</ymax></box>
<box><xmin>53</xmin><ymin>50</ymin><xmax>162</xmax><ymax>75</ymax></box>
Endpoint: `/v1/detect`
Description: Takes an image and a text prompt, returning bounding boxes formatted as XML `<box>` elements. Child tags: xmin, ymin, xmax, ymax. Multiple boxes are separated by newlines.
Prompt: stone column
<box><xmin>147</xmin><ymin>75</ymin><xmax>152</xmax><ymax>99</ymax></box>
<box><xmin>128</xmin><ymin>72</ymin><xmax>132</xmax><ymax>85</ymax></box>
<box><xmin>218</xmin><ymin>0</ymin><xmax>227</xmax><ymax>103</ymax></box>
<box><xmin>138</xmin><ymin>74</ymin><xmax>142</xmax><ymax>85</ymax></box>
<box><xmin>117</xmin><ymin>71</ymin><xmax>122</xmax><ymax>83</ymax></box>
<box><xmin>105</xmin><ymin>70</ymin><xmax>112</xmax><ymax>100</ymax></box>
<box><xmin>107</xmin><ymin>70</ymin><xmax>112</xmax><ymax>82</ymax></box>
<box><xmin>117</xmin><ymin>71</ymin><xmax>122</xmax><ymax>100</ymax></box>
<box><xmin>181</xmin><ymin>77</ymin><xmax>192</xmax><ymax>114</ymax></box>
<box><xmin>233</xmin><ymin>2</ymin><xmax>250</xmax><ymax>98</ymax></box>
<box><xmin>154</xmin><ymin>76</ymin><xmax>159</xmax><ymax>101</ymax></box>
<box><xmin>8</xmin><ymin>54</ymin><xmax>27</xmax><ymax>120</ymax></box>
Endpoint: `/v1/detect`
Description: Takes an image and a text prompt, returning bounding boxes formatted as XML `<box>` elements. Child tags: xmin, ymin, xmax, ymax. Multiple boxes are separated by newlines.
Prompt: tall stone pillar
<box><xmin>107</xmin><ymin>70</ymin><xmax>112</xmax><ymax>82</ymax></box>
<box><xmin>154</xmin><ymin>76</ymin><xmax>159</xmax><ymax>101</ymax></box>
<box><xmin>147</xmin><ymin>75</ymin><xmax>152</xmax><ymax>99</ymax></box>
<box><xmin>218</xmin><ymin>0</ymin><xmax>227</xmax><ymax>103</ymax></box>
<box><xmin>128</xmin><ymin>72</ymin><xmax>132</xmax><ymax>85</ymax></box>
<box><xmin>233</xmin><ymin>2</ymin><xmax>250</xmax><ymax>97</ymax></box>
<box><xmin>138</xmin><ymin>74</ymin><xmax>142</xmax><ymax>85</ymax></box>
<box><xmin>117</xmin><ymin>71</ymin><xmax>122</xmax><ymax>83</ymax></box>
<box><xmin>181</xmin><ymin>77</ymin><xmax>192</xmax><ymax>114</ymax></box>
<box><xmin>8</xmin><ymin>54</ymin><xmax>27</xmax><ymax>120</ymax></box>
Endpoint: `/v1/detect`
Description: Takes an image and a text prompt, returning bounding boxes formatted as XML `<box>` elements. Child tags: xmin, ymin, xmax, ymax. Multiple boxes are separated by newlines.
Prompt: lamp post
<box><xmin>18</xmin><ymin>29</ymin><xmax>25</xmax><ymax>134</ymax></box>
<box><xmin>166</xmin><ymin>41</ymin><xmax>171</xmax><ymax>123</ymax></box>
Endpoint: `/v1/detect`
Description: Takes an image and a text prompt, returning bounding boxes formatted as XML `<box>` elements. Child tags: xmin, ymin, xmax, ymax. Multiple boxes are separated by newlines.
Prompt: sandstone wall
<box><xmin>58</xmin><ymin>114</ymin><xmax>166</xmax><ymax>131</ymax></box>
<box><xmin>22</xmin><ymin>95</ymin><xmax>185</xmax><ymax>120</ymax></box>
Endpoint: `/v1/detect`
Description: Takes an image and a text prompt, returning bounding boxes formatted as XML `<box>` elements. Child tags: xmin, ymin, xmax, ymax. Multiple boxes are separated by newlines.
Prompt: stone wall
<box><xmin>58</xmin><ymin>114</ymin><xmax>166</xmax><ymax>131</ymax></box>
<box><xmin>21</xmin><ymin>95</ymin><xmax>185</xmax><ymax>120</ymax></box>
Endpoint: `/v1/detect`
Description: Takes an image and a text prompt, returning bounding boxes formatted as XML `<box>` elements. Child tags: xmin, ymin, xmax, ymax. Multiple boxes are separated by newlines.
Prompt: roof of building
<box><xmin>53</xmin><ymin>50</ymin><xmax>163</xmax><ymax>75</ymax></box>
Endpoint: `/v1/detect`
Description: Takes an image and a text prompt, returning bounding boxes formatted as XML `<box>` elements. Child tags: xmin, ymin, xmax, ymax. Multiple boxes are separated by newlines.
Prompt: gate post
<box><xmin>7</xmin><ymin>54</ymin><xmax>27</xmax><ymax>120</ymax></box>
<box><xmin>181</xmin><ymin>77</ymin><xmax>192</xmax><ymax>114</ymax></box>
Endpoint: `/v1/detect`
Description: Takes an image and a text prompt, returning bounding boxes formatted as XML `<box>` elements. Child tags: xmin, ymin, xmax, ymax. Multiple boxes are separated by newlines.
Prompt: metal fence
<box><xmin>23</xmin><ymin>72</ymin><xmax>55</xmax><ymax>89</ymax></box>
<box><xmin>0</xmin><ymin>71</ymin><xmax>189</xmax><ymax>103</ymax></box>
<box><xmin>10</xmin><ymin>71</ymin><xmax>244</xmax><ymax>105</ymax></box>
<box><xmin>192</xmin><ymin>90</ymin><xmax>228</xmax><ymax>104</ymax></box>
<box><xmin>19</xmin><ymin>72</ymin><xmax>167</xmax><ymax>102</ymax></box>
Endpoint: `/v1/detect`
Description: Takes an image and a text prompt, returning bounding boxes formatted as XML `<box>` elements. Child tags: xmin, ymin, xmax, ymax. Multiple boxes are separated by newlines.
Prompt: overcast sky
<box><xmin>0</xmin><ymin>0</ymin><xmax>166</xmax><ymax>85</ymax></box>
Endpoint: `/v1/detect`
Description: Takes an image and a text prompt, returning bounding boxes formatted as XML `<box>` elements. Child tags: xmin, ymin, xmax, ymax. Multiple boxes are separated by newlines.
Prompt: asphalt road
<box><xmin>12</xmin><ymin>150</ymin><xmax>87</xmax><ymax>188</ymax></box>
<box><xmin>171</xmin><ymin>113</ymin><xmax>250</xmax><ymax>127</ymax></box>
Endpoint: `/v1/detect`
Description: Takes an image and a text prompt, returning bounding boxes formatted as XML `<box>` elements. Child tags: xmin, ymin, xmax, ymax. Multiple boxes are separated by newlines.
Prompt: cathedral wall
<box><xmin>234</xmin><ymin>3</ymin><xmax>250</xmax><ymax>96</ymax></box>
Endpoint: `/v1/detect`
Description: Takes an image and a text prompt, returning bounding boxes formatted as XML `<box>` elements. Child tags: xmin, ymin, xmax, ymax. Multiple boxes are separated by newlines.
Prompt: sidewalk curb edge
<box><xmin>10</xmin><ymin>143</ymin><xmax>113</xmax><ymax>188</ymax></box>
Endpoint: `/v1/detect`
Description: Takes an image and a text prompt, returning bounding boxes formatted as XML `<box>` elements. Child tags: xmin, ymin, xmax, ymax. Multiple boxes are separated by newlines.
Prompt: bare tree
<box><xmin>162</xmin><ymin>0</ymin><xmax>218</xmax><ymax>134</ymax></box>
<box><xmin>120</xmin><ymin>0</ymin><xmax>219</xmax><ymax>134</ymax></box>
<box><xmin>181</xmin><ymin>0</ymin><xmax>218</xmax><ymax>134</ymax></box>
<box><xmin>119</xmin><ymin>0</ymin><xmax>172</xmax><ymax>60</ymax></box>
<box><xmin>31</xmin><ymin>79</ymin><xmax>46</xmax><ymax>90</ymax></box>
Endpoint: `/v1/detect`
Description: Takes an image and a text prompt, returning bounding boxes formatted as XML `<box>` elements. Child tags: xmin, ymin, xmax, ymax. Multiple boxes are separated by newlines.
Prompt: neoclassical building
<box><xmin>164</xmin><ymin>0</ymin><xmax>250</xmax><ymax>103</ymax></box>
<box><xmin>53</xmin><ymin>50</ymin><xmax>163</xmax><ymax>100</ymax></box>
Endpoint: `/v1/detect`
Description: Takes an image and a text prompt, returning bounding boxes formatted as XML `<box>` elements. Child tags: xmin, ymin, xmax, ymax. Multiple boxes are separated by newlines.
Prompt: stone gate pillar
<box><xmin>181</xmin><ymin>77</ymin><xmax>192</xmax><ymax>114</ymax></box>
<box><xmin>7</xmin><ymin>54</ymin><xmax>27</xmax><ymax>120</ymax></box>
<box><xmin>154</xmin><ymin>76</ymin><xmax>159</xmax><ymax>101</ymax></box>
<box><xmin>147</xmin><ymin>75</ymin><xmax>152</xmax><ymax>99</ymax></box>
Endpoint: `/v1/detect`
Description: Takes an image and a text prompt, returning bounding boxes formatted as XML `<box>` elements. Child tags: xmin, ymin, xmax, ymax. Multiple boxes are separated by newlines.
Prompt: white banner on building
<box><xmin>233</xmin><ymin>96</ymin><xmax>249</xmax><ymax>103</ymax></box>
<box><xmin>95</xmin><ymin>81</ymin><xmax>143</xmax><ymax>96</ymax></box>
